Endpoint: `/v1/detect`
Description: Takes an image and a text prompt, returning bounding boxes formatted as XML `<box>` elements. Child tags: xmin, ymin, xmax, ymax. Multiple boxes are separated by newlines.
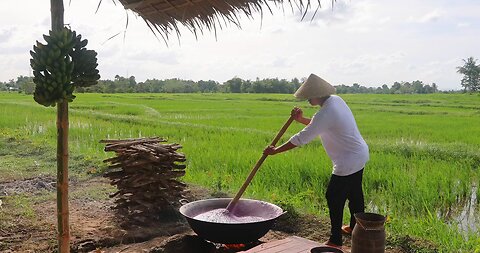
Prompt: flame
<box><xmin>223</xmin><ymin>243</ymin><xmax>246</xmax><ymax>250</ymax></box>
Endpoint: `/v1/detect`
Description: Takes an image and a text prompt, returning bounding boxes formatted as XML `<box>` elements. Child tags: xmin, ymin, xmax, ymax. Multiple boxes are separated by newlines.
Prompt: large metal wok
<box><xmin>179</xmin><ymin>198</ymin><xmax>284</xmax><ymax>243</ymax></box>
<box><xmin>179</xmin><ymin>115</ymin><xmax>295</xmax><ymax>244</ymax></box>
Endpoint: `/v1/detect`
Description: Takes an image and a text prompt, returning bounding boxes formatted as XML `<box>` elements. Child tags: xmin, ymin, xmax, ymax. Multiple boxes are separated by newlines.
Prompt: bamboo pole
<box><xmin>51</xmin><ymin>0</ymin><xmax>70</xmax><ymax>252</ymax></box>
<box><xmin>226</xmin><ymin>115</ymin><xmax>294</xmax><ymax>212</ymax></box>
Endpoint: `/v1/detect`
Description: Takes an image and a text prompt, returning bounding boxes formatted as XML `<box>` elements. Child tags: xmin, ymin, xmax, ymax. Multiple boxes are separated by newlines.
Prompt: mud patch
<box><xmin>0</xmin><ymin>176</ymin><xmax>55</xmax><ymax>196</ymax></box>
<box><xmin>0</xmin><ymin>178</ymin><xmax>414</xmax><ymax>253</ymax></box>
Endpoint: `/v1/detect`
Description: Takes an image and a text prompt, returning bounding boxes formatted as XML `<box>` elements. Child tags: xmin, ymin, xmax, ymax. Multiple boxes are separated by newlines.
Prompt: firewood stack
<box><xmin>101</xmin><ymin>137</ymin><xmax>187</xmax><ymax>224</ymax></box>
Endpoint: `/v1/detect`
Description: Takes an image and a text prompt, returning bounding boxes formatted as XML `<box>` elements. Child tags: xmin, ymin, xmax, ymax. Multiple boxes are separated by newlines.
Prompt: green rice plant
<box><xmin>0</xmin><ymin>91</ymin><xmax>479</xmax><ymax>251</ymax></box>
<box><xmin>387</xmin><ymin>203</ymin><xmax>479</xmax><ymax>252</ymax></box>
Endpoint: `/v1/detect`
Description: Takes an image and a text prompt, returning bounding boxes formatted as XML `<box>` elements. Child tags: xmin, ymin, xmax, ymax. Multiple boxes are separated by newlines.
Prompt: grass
<box><xmin>0</xmin><ymin>137</ymin><xmax>56</xmax><ymax>181</ymax></box>
<box><xmin>70</xmin><ymin>181</ymin><xmax>115</xmax><ymax>201</ymax></box>
<box><xmin>0</xmin><ymin>194</ymin><xmax>41</xmax><ymax>250</ymax></box>
<box><xmin>0</xmin><ymin>194</ymin><xmax>36</xmax><ymax>229</ymax></box>
<box><xmin>0</xmin><ymin>92</ymin><xmax>479</xmax><ymax>252</ymax></box>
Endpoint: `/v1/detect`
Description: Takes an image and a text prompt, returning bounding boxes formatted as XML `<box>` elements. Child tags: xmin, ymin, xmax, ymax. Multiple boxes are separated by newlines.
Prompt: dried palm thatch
<box><xmin>114</xmin><ymin>0</ymin><xmax>335</xmax><ymax>40</ymax></box>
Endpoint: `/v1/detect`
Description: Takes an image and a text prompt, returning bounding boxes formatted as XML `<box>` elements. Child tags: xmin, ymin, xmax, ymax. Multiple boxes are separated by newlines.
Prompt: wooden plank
<box><xmin>290</xmin><ymin>236</ymin><xmax>320</xmax><ymax>245</ymax></box>
<box><xmin>243</xmin><ymin>237</ymin><xmax>293</xmax><ymax>252</ymax></box>
<box><xmin>282</xmin><ymin>241</ymin><xmax>320</xmax><ymax>253</ymax></box>
<box><xmin>241</xmin><ymin>236</ymin><xmax>351</xmax><ymax>253</ymax></box>
<box><xmin>282</xmin><ymin>236</ymin><xmax>321</xmax><ymax>253</ymax></box>
<box><xmin>265</xmin><ymin>239</ymin><xmax>306</xmax><ymax>252</ymax></box>
<box><xmin>242</xmin><ymin>236</ymin><xmax>320</xmax><ymax>253</ymax></box>
<box><xmin>276</xmin><ymin>240</ymin><xmax>313</xmax><ymax>253</ymax></box>
<box><xmin>243</xmin><ymin>237</ymin><xmax>294</xmax><ymax>252</ymax></box>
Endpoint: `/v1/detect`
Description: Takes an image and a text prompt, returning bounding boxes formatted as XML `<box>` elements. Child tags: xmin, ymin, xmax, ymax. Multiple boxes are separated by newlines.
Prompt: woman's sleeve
<box><xmin>288</xmin><ymin>112</ymin><xmax>328</xmax><ymax>146</ymax></box>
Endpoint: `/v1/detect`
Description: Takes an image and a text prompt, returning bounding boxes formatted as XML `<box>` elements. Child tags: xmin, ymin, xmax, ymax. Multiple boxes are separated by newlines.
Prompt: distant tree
<box><xmin>291</xmin><ymin>78</ymin><xmax>301</xmax><ymax>91</ymax></box>
<box><xmin>141</xmin><ymin>79</ymin><xmax>165</xmax><ymax>93</ymax></box>
<box><xmin>391</xmin><ymin>82</ymin><xmax>401</xmax><ymax>94</ymax></box>
<box><xmin>273</xmin><ymin>79</ymin><xmax>291</xmax><ymax>93</ymax></box>
<box><xmin>5</xmin><ymin>79</ymin><xmax>15</xmax><ymax>90</ymax></box>
<box><xmin>113</xmin><ymin>75</ymin><xmax>135</xmax><ymax>93</ymax></box>
<box><xmin>381</xmin><ymin>84</ymin><xmax>390</xmax><ymax>94</ymax></box>
<box><xmin>198</xmin><ymin>80</ymin><xmax>219</xmax><ymax>93</ymax></box>
<box><xmin>163</xmin><ymin>79</ymin><xmax>185</xmax><ymax>93</ymax></box>
<box><xmin>129</xmin><ymin>76</ymin><xmax>137</xmax><ymax>86</ymax></box>
<box><xmin>399</xmin><ymin>81</ymin><xmax>413</xmax><ymax>94</ymax></box>
<box><xmin>217</xmin><ymin>83</ymin><xmax>229</xmax><ymax>92</ymax></box>
<box><xmin>352</xmin><ymin>83</ymin><xmax>360</xmax><ymax>93</ymax></box>
<box><xmin>457</xmin><ymin>57</ymin><xmax>480</xmax><ymax>92</ymax></box>
<box><xmin>91</xmin><ymin>80</ymin><xmax>104</xmax><ymax>93</ymax></box>
<box><xmin>423</xmin><ymin>83</ymin><xmax>438</xmax><ymax>94</ymax></box>
<box><xmin>182</xmin><ymin>79</ymin><xmax>198</xmax><ymax>93</ymax></box>
<box><xmin>334</xmin><ymin>84</ymin><xmax>348</xmax><ymax>94</ymax></box>
<box><xmin>412</xmin><ymin>80</ymin><xmax>425</xmax><ymax>94</ymax></box>
<box><xmin>103</xmin><ymin>80</ymin><xmax>117</xmax><ymax>93</ymax></box>
<box><xmin>251</xmin><ymin>78</ymin><xmax>266</xmax><ymax>93</ymax></box>
<box><xmin>225</xmin><ymin>77</ymin><xmax>242</xmax><ymax>93</ymax></box>
<box><xmin>20</xmin><ymin>80</ymin><xmax>35</xmax><ymax>94</ymax></box>
<box><xmin>241</xmin><ymin>80</ymin><xmax>252</xmax><ymax>93</ymax></box>
<box><xmin>15</xmin><ymin>76</ymin><xmax>35</xmax><ymax>94</ymax></box>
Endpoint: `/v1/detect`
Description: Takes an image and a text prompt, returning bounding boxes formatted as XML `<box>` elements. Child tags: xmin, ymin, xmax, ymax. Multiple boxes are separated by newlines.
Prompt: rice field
<box><xmin>0</xmin><ymin>92</ymin><xmax>479</xmax><ymax>252</ymax></box>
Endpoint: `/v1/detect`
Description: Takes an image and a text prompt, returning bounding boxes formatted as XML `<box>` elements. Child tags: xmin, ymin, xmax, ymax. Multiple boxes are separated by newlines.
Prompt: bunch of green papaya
<box><xmin>30</xmin><ymin>27</ymin><xmax>100</xmax><ymax>107</ymax></box>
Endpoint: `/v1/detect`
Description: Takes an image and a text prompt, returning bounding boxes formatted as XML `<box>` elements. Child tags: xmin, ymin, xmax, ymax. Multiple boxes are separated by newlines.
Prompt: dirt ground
<box><xmin>0</xmin><ymin>177</ymin><xmax>408</xmax><ymax>253</ymax></box>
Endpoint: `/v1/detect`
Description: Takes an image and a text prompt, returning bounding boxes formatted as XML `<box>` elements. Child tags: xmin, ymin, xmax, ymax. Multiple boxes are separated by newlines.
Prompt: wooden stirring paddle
<box><xmin>226</xmin><ymin>114</ymin><xmax>295</xmax><ymax>212</ymax></box>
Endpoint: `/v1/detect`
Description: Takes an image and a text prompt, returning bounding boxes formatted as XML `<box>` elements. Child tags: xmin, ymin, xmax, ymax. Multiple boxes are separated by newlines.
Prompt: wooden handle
<box><xmin>226</xmin><ymin>114</ymin><xmax>295</xmax><ymax>212</ymax></box>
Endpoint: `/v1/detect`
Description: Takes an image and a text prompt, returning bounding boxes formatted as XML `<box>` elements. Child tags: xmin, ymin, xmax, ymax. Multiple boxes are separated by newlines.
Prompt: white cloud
<box><xmin>0</xmin><ymin>0</ymin><xmax>479</xmax><ymax>90</ymax></box>
<box><xmin>272</xmin><ymin>57</ymin><xmax>293</xmax><ymax>68</ymax></box>
<box><xmin>124</xmin><ymin>50</ymin><xmax>180</xmax><ymax>65</ymax></box>
<box><xmin>0</xmin><ymin>28</ymin><xmax>15</xmax><ymax>44</ymax></box>
<box><xmin>417</xmin><ymin>9</ymin><xmax>444</xmax><ymax>23</ymax></box>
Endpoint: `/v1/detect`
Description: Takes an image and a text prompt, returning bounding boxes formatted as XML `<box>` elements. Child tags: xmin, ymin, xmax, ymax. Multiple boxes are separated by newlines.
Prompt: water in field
<box><xmin>437</xmin><ymin>183</ymin><xmax>479</xmax><ymax>235</ymax></box>
<box><xmin>194</xmin><ymin>208</ymin><xmax>265</xmax><ymax>223</ymax></box>
<box><xmin>454</xmin><ymin>184</ymin><xmax>478</xmax><ymax>233</ymax></box>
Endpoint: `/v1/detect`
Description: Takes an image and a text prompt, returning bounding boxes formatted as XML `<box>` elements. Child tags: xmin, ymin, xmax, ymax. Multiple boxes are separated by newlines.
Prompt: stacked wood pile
<box><xmin>101</xmin><ymin>137</ymin><xmax>187</xmax><ymax>224</ymax></box>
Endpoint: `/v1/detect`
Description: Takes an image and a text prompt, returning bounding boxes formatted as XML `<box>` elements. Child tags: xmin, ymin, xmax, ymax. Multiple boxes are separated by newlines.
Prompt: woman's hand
<box><xmin>291</xmin><ymin>106</ymin><xmax>311</xmax><ymax>125</ymax></box>
<box><xmin>291</xmin><ymin>107</ymin><xmax>303</xmax><ymax>121</ymax></box>
<box><xmin>263</xmin><ymin>145</ymin><xmax>277</xmax><ymax>156</ymax></box>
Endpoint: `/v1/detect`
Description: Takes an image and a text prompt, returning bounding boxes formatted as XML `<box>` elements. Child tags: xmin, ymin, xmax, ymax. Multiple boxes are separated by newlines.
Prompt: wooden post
<box><xmin>56</xmin><ymin>101</ymin><xmax>69</xmax><ymax>253</ymax></box>
<box><xmin>51</xmin><ymin>0</ymin><xmax>70</xmax><ymax>252</ymax></box>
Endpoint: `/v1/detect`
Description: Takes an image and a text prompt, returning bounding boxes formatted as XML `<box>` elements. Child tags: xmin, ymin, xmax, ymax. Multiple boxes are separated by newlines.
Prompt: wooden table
<box><xmin>241</xmin><ymin>236</ymin><xmax>351</xmax><ymax>253</ymax></box>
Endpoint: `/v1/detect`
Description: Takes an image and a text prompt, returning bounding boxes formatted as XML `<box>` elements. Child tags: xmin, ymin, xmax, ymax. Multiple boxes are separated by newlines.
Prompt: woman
<box><xmin>263</xmin><ymin>73</ymin><xmax>369</xmax><ymax>248</ymax></box>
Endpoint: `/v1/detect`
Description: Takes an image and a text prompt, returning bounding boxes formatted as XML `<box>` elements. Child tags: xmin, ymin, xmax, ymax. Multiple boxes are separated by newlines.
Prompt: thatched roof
<box><xmin>117</xmin><ymin>0</ymin><xmax>330</xmax><ymax>39</ymax></box>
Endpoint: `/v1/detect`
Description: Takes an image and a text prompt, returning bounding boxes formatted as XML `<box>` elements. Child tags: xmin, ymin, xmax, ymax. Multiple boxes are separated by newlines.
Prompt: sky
<box><xmin>0</xmin><ymin>0</ymin><xmax>479</xmax><ymax>90</ymax></box>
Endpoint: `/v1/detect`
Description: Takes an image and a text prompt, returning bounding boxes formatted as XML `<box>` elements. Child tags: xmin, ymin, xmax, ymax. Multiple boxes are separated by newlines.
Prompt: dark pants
<box><xmin>325</xmin><ymin>168</ymin><xmax>365</xmax><ymax>246</ymax></box>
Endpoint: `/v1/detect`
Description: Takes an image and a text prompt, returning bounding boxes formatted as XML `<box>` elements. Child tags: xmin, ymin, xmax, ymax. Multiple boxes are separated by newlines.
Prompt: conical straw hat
<box><xmin>294</xmin><ymin>74</ymin><xmax>336</xmax><ymax>100</ymax></box>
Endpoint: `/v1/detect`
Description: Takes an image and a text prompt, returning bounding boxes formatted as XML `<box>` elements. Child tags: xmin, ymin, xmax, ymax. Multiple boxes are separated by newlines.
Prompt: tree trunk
<box><xmin>51</xmin><ymin>1</ymin><xmax>69</xmax><ymax>252</ymax></box>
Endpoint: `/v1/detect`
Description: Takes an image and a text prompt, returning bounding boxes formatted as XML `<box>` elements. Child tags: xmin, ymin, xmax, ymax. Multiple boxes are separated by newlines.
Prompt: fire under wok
<box><xmin>179</xmin><ymin>198</ymin><xmax>284</xmax><ymax>244</ymax></box>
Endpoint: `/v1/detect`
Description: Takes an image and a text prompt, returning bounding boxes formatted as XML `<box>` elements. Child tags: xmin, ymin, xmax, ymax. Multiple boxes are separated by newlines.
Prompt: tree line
<box><xmin>0</xmin><ymin>75</ymin><xmax>444</xmax><ymax>94</ymax></box>
<box><xmin>2</xmin><ymin>57</ymin><xmax>478</xmax><ymax>94</ymax></box>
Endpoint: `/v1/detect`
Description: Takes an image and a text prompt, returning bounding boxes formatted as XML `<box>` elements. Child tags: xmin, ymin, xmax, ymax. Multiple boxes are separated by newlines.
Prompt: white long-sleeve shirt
<box><xmin>289</xmin><ymin>95</ymin><xmax>369</xmax><ymax>176</ymax></box>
